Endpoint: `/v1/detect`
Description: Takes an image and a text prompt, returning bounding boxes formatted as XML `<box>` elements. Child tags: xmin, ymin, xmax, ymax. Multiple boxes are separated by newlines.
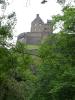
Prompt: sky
<box><xmin>4</xmin><ymin>0</ymin><xmax>62</xmax><ymax>43</ymax></box>
<box><xmin>6</xmin><ymin>0</ymin><xmax>62</xmax><ymax>34</ymax></box>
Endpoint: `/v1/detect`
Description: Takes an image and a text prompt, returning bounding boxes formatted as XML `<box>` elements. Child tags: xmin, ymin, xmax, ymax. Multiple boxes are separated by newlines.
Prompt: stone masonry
<box><xmin>17</xmin><ymin>14</ymin><xmax>53</xmax><ymax>45</ymax></box>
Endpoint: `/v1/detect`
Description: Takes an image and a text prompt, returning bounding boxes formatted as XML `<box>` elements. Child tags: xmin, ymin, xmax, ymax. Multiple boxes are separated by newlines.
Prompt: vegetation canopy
<box><xmin>0</xmin><ymin>0</ymin><xmax>75</xmax><ymax>100</ymax></box>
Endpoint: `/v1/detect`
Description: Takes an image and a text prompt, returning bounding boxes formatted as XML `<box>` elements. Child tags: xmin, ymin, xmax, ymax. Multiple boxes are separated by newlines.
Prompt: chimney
<box><xmin>36</xmin><ymin>14</ymin><xmax>39</xmax><ymax>18</ymax></box>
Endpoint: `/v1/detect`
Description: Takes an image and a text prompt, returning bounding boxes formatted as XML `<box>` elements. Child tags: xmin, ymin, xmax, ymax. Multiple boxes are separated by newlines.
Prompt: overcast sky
<box><xmin>6</xmin><ymin>0</ymin><xmax>62</xmax><ymax>35</ymax></box>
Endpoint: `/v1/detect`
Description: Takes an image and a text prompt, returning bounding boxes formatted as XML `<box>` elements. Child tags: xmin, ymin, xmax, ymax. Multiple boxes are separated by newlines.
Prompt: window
<box><xmin>44</xmin><ymin>28</ymin><xmax>47</xmax><ymax>30</ymax></box>
<box><xmin>35</xmin><ymin>24</ymin><xmax>36</xmax><ymax>26</ymax></box>
<box><xmin>35</xmin><ymin>28</ymin><xmax>36</xmax><ymax>31</ymax></box>
<box><xmin>39</xmin><ymin>24</ymin><xmax>41</xmax><ymax>26</ymax></box>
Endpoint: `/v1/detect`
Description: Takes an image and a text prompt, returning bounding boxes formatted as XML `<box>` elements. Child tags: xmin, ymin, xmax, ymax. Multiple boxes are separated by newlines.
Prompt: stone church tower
<box><xmin>17</xmin><ymin>14</ymin><xmax>53</xmax><ymax>45</ymax></box>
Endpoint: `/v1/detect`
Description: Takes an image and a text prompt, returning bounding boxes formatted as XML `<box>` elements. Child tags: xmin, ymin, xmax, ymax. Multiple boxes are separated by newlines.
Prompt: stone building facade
<box><xmin>17</xmin><ymin>14</ymin><xmax>53</xmax><ymax>45</ymax></box>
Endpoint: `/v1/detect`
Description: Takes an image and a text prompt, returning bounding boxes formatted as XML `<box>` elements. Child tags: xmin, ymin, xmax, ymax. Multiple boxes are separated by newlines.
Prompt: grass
<box><xmin>27</xmin><ymin>45</ymin><xmax>39</xmax><ymax>50</ymax></box>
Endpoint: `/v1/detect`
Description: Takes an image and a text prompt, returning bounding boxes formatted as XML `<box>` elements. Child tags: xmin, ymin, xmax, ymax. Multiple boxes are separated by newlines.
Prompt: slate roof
<box><xmin>32</xmin><ymin>14</ymin><xmax>44</xmax><ymax>24</ymax></box>
<box><xmin>17</xmin><ymin>32</ymin><xmax>26</xmax><ymax>40</ymax></box>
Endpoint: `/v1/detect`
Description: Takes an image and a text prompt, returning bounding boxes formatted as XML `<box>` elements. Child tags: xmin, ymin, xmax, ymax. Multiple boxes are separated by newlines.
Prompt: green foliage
<box><xmin>52</xmin><ymin>6</ymin><xmax>75</xmax><ymax>33</ymax></box>
<box><xmin>0</xmin><ymin>0</ymin><xmax>75</xmax><ymax>100</ymax></box>
<box><xmin>0</xmin><ymin>42</ymin><xmax>36</xmax><ymax>100</ymax></box>
<box><xmin>38</xmin><ymin>33</ymin><xmax>75</xmax><ymax>100</ymax></box>
<box><xmin>0</xmin><ymin>25</ymin><xmax>12</xmax><ymax>38</ymax></box>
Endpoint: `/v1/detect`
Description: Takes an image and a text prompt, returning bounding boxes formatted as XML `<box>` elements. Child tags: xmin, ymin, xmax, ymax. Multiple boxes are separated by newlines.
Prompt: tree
<box><xmin>33</xmin><ymin>3</ymin><xmax>75</xmax><ymax>100</ymax></box>
<box><xmin>38</xmin><ymin>33</ymin><xmax>75</xmax><ymax>100</ymax></box>
<box><xmin>52</xmin><ymin>6</ymin><xmax>75</xmax><ymax>33</ymax></box>
<box><xmin>41</xmin><ymin>0</ymin><xmax>75</xmax><ymax>5</ymax></box>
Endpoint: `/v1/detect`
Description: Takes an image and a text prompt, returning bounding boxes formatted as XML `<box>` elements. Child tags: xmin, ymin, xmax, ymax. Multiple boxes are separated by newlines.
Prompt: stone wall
<box><xmin>17</xmin><ymin>14</ymin><xmax>53</xmax><ymax>45</ymax></box>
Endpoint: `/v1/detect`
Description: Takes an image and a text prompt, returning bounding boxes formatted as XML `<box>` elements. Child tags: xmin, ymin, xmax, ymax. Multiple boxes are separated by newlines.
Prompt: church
<box><xmin>17</xmin><ymin>14</ymin><xmax>53</xmax><ymax>45</ymax></box>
